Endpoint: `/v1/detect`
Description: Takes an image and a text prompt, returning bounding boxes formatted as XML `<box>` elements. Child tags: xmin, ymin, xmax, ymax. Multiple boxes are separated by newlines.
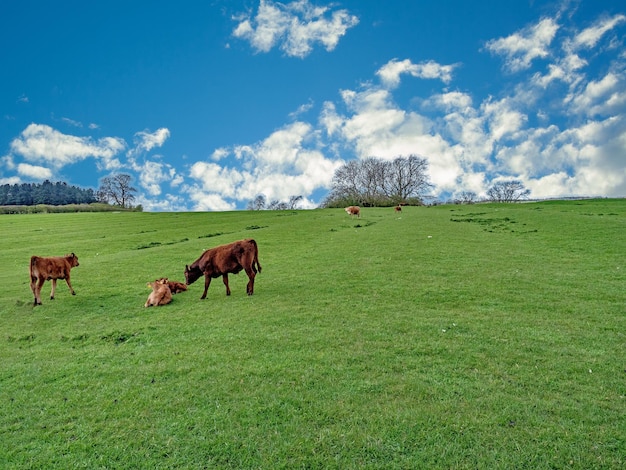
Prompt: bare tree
<box><xmin>98</xmin><ymin>174</ymin><xmax>137</xmax><ymax>208</ymax></box>
<box><xmin>487</xmin><ymin>180</ymin><xmax>530</xmax><ymax>202</ymax></box>
<box><xmin>247</xmin><ymin>194</ymin><xmax>267</xmax><ymax>210</ymax></box>
<box><xmin>359</xmin><ymin>157</ymin><xmax>387</xmax><ymax>201</ymax></box>
<box><xmin>455</xmin><ymin>191</ymin><xmax>477</xmax><ymax>204</ymax></box>
<box><xmin>288</xmin><ymin>195</ymin><xmax>303</xmax><ymax>209</ymax></box>
<box><xmin>331</xmin><ymin>160</ymin><xmax>361</xmax><ymax>202</ymax></box>
<box><xmin>383</xmin><ymin>155</ymin><xmax>432</xmax><ymax>201</ymax></box>
<box><xmin>324</xmin><ymin>155</ymin><xmax>432</xmax><ymax>207</ymax></box>
<box><xmin>268</xmin><ymin>200</ymin><xmax>288</xmax><ymax>210</ymax></box>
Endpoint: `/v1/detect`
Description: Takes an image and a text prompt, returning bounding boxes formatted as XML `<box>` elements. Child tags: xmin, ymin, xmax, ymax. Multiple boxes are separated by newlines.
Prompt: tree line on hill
<box><xmin>0</xmin><ymin>174</ymin><xmax>141</xmax><ymax>213</ymax></box>
<box><xmin>0</xmin><ymin>180</ymin><xmax>97</xmax><ymax>206</ymax></box>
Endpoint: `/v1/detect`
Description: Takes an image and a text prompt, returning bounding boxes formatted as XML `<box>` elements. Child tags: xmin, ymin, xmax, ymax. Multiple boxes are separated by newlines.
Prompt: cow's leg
<box><xmin>222</xmin><ymin>274</ymin><xmax>231</xmax><ymax>296</ymax></box>
<box><xmin>65</xmin><ymin>276</ymin><xmax>76</xmax><ymax>296</ymax></box>
<box><xmin>200</xmin><ymin>274</ymin><xmax>212</xmax><ymax>299</ymax></box>
<box><xmin>50</xmin><ymin>279</ymin><xmax>57</xmax><ymax>300</ymax></box>
<box><xmin>244</xmin><ymin>267</ymin><xmax>256</xmax><ymax>295</ymax></box>
<box><xmin>30</xmin><ymin>276</ymin><xmax>38</xmax><ymax>306</ymax></box>
<box><xmin>35</xmin><ymin>278</ymin><xmax>46</xmax><ymax>305</ymax></box>
<box><xmin>31</xmin><ymin>277</ymin><xmax>42</xmax><ymax>306</ymax></box>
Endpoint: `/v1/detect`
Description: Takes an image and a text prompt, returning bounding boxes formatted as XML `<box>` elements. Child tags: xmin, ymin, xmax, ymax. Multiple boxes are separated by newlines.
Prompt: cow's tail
<box><xmin>251</xmin><ymin>239</ymin><xmax>262</xmax><ymax>274</ymax></box>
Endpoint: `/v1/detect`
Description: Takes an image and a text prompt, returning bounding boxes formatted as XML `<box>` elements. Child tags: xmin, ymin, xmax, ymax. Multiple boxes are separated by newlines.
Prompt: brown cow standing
<box><xmin>394</xmin><ymin>205</ymin><xmax>402</xmax><ymax>213</ymax></box>
<box><xmin>29</xmin><ymin>253</ymin><xmax>79</xmax><ymax>306</ymax></box>
<box><xmin>145</xmin><ymin>278</ymin><xmax>173</xmax><ymax>307</ymax></box>
<box><xmin>345</xmin><ymin>205</ymin><xmax>361</xmax><ymax>218</ymax></box>
<box><xmin>184</xmin><ymin>239</ymin><xmax>262</xmax><ymax>299</ymax></box>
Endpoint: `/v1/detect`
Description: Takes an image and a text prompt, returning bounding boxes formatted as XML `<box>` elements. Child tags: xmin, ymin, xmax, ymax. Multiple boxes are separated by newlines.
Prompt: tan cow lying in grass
<box><xmin>157</xmin><ymin>278</ymin><xmax>188</xmax><ymax>294</ymax></box>
<box><xmin>345</xmin><ymin>205</ymin><xmax>361</xmax><ymax>218</ymax></box>
<box><xmin>145</xmin><ymin>278</ymin><xmax>172</xmax><ymax>307</ymax></box>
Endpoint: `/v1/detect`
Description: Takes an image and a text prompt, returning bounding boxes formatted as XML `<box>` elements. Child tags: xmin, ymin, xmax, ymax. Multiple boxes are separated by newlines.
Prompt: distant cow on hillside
<box><xmin>394</xmin><ymin>205</ymin><xmax>402</xmax><ymax>213</ymax></box>
<box><xmin>345</xmin><ymin>206</ymin><xmax>361</xmax><ymax>218</ymax></box>
<box><xmin>29</xmin><ymin>253</ymin><xmax>80</xmax><ymax>306</ymax></box>
<box><xmin>145</xmin><ymin>278</ymin><xmax>172</xmax><ymax>307</ymax></box>
<box><xmin>184</xmin><ymin>238</ymin><xmax>262</xmax><ymax>299</ymax></box>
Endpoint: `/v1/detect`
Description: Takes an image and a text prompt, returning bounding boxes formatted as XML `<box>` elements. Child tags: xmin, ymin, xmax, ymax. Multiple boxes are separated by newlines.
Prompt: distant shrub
<box><xmin>0</xmin><ymin>203</ymin><xmax>141</xmax><ymax>215</ymax></box>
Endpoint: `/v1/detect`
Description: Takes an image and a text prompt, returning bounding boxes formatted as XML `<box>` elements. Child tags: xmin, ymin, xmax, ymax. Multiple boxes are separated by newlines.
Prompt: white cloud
<box><xmin>187</xmin><ymin>189</ymin><xmax>237</xmax><ymax>212</ymax></box>
<box><xmin>572</xmin><ymin>14</ymin><xmax>626</xmax><ymax>49</ymax></box>
<box><xmin>377</xmin><ymin>59</ymin><xmax>457</xmax><ymax>88</ymax></box>
<box><xmin>485</xmin><ymin>18</ymin><xmax>559</xmax><ymax>72</ymax></box>
<box><xmin>130</xmin><ymin>128</ymin><xmax>170</xmax><ymax>156</ymax></box>
<box><xmin>211</xmin><ymin>147</ymin><xmax>229</xmax><ymax>161</ymax></box>
<box><xmin>254</xmin><ymin>121</ymin><xmax>312</xmax><ymax>166</ymax></box>
<box><xmin>17</xmin><ymin>163</ymin><xmax>53</xmax><ymax>180</ymax></box>
<box><xmin>9</xmin><ymin>124</ymin><xmax>125</xmax><ymax>169</ymax></box>
<box><xmin>569</xmin><ymin>72</ymin><xmax>626</xmax><ymax>116</ymax></box>
<box><xmin>136</xmin><ymin>193</ymin><xmax>189</xmax><ymax>212</ymax></box>
<box><xmin>61</xmin><ymin>117</ymin><xmax>83</xmax><ymax>128</ymax></box>
<box><xmin>187</xmin><ymin>121</ymin><xmax>343</xmax><ymax>209</ymax></box>
<box><xmin>189</xmin><ymin>161</ymin><xmax>244</xmax><ymax>198</ymax></box>
<box><xmin>531</xmin><ymin>53</ymin><xmax>587</xmax><ymax>88</ymax></box>
<box><xmin>0</xmin><ymin>176</ymin><xmax>21</xmax><ymax>185</ymax></box>
<box><xmin>137</xmin><ymin>160</ymin><xmax>179</xmax><ymax>196</ymax></box>
<box><xmin>481</xmin><ymin>97</ymin><xmax>528</xmax><ymax>142</ymax></box>
<box><xmin>233</xmin><ymin>0</ymin><xmax>359</xmax><ymax>58</ymax></box>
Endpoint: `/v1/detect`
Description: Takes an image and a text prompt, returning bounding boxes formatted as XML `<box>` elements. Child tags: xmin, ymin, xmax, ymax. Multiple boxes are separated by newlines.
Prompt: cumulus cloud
<box><xmin>569</xmin><ymin>72</ymin><xmax>626</xmax><ymax>116</ymax></box>
<box><xmin>0</xmin><ymin>176</ymin><xmax>21</xmax><ymax>185</ymax></box>
<box><xmin>486</xmin><ymin>17</ymin><xmax>559</xmax><ymax>72</ymax></box>
<box><xmin>377</xmin><ymin>59</ymin><xmax>457</xmax><ymax>88</ymax></box>
<box><xmin>233</xmin><ymin>0</ymin><xmax>359</xmax><ymax>58</ymax></box>
<box><xmin>130</xmin><ymin>128</ymin><xmax>170</xmax><ymax>156</ymax></box>
<box><xmin>136</xmin><ymin>160</ymin><xmax>179</xmax><ymax>196</ymax></box>
<box><xmin>186</xmin><ymin>121</ymin><xmax>343</xmax><ymax>210</ymax></box>
<box><xmin>17</xmin><ymin>163</ymin><xmax>53</xmax><ymax>180</ymax></box>
<box><xmin>8</xmin><ymin>124</ymin><xmax>125</xmax><ymax>170</ymax></box>
<box><xmin>572</xmin><ymin>14</ymin><xmax>626</xmax><ymax>49</ymax></box>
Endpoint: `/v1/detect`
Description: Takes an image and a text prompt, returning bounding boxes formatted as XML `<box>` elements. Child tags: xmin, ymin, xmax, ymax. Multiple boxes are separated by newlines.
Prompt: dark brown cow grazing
<box><xmin>29</xmin><ymin>253</ymin><xmax>79</xmax><ymax>306</ymax></box>
<box><xmin>185</xmin><ymin>239</ymin><xmax>262</xmax><ymax>299</ymax></box>
<box><xmin>156</xmin><ymin>278</ymin><xmax>188</xmax><ymax>294</ymax></box>
<box><xmin>345</xmin><ymin>205</ymin><xmax>361</xmax><ymax>218</ymax></box>
<box><xmin>145</xmin><ymin>278</ymin><xmax>172</xmax><ymax>307</ymax></box>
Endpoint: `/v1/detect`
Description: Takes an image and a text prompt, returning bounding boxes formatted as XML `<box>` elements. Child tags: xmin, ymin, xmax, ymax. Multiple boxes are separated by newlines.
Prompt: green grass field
<box><xmin>1</xmin><ymin>200</ymin><xmax>624</xmax><ymax>469</ymax></box>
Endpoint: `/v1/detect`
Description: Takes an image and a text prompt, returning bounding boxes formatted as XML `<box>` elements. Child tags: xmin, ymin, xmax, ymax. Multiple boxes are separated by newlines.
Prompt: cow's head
<box><xmin>184</xmin><ymin>265</ymin><xmax>203</xmax><ymax>285</ymax></box>
<box><xmin>66</xmin><ymin>253</ymin><xmax>80</xmax><ymax>267</ymax></box>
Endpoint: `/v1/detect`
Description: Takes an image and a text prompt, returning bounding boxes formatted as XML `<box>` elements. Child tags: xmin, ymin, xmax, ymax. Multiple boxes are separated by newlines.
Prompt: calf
<box><xmin>345</xmin><ymin>205</ymin><xmax>361</xmax><ymax>218</ymax></box>
<box><xmin>145</xmin><ymin>278</ymin><xmax>172</xmax><ymax>307</ymax></box>
<box><xmin>394</xmin><ymin>205</ymin><xmax>402</xmax><ymax>213</ymax></box>
<box><xmin>156</xmin><ymin>278</ymin><xmax>188</xmax><ymax>294</ymax></box>
<box><xmin>184</xmin><ymin>238</ymin><xmax>262</xmax><ymax>299</ymax></box>
<box><xmin>30</xmin><ymin>253</ymin><xmax>80</xmax><ymax>306</ymax></box>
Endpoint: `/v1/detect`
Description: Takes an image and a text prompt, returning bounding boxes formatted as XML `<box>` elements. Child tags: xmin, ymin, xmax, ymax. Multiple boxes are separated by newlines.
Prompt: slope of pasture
<box><xmin>0</xmin><ymin>201</ymin><xmax>624</xmax><ymax>468</ymax></box>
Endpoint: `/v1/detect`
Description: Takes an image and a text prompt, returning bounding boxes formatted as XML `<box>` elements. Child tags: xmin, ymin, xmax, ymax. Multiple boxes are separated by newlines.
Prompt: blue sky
<box><xmin>1</xmin><ymin>0</ymin><xmax>625</xmax><ymax>210</ymax></box>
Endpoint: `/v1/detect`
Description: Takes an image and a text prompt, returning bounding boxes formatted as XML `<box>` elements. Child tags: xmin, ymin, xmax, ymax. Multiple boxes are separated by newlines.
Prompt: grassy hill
<box><xmin>1</xmin><ymin>200</ymin><xmax>624</xmax><ymax>468</ymax></box>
